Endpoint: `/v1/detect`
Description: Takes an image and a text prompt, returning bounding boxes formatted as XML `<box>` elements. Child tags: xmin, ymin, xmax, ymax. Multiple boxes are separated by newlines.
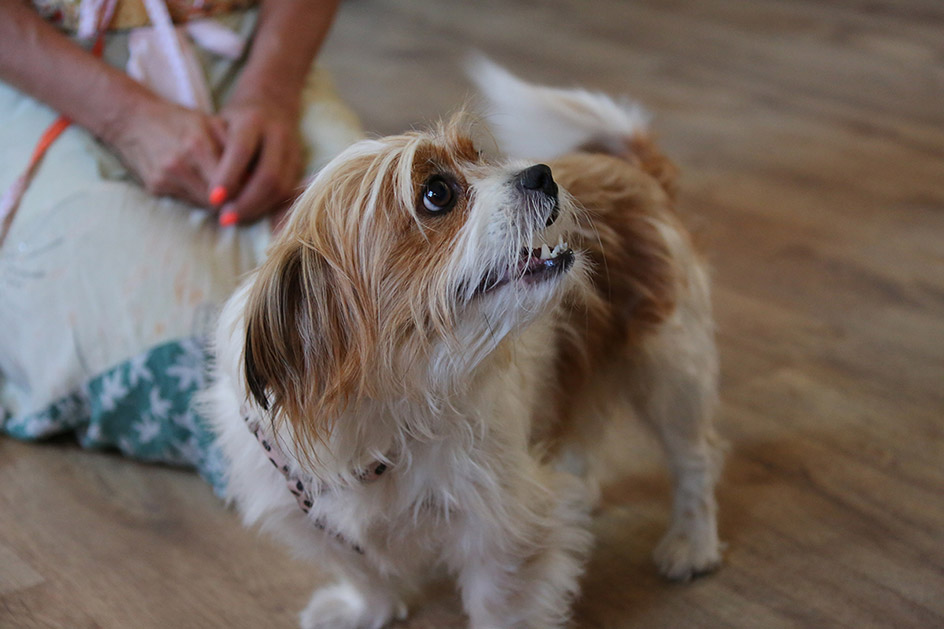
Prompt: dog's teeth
<box><xmin>557</xmin><ymin>235</ymin><xmax>563</xmax><ymax>250</ymax></box>
<box><xmin>540</xmin><ymin>244</ymin><xmax>551</xmax><ymax>260</ymax></box>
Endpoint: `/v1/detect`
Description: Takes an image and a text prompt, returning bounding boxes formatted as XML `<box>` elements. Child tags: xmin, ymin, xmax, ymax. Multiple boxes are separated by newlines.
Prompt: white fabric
<box><xmin>185</xmin><ymin>19</ymin><xmax>246</xmax><ymax>60</ymax></box>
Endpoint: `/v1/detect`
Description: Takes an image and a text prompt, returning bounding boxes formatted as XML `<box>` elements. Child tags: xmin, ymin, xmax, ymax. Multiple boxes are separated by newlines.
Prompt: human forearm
<box><xmin>0</xmin><ymin>0</ymin><xmax>158</xmax><ymax>143</ymax></box>
<box><xmin>0</xmin><ymin>1</ymin><xmax>224</xmax><ymax>207</ymax></box>
<box><xmin>229</xmin><ymin>0</ymin><xmax>341</xmax><ymax>110</ymax></box>
<box><xmin>210</xmin><ymin>0</ymin><xmax>340</xmax><ymax>224</ymax></box>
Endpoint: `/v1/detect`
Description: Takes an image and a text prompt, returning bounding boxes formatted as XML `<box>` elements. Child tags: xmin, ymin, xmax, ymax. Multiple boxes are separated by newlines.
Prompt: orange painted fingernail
<box><xmin>219</xmin><ymin>210</ymin><xmax>238</xmax><ymax>227</ymax></box>
<box><xmin>209</xmin><ymin>186</ymin><xmax>228</xmax><ymax>206</ymax></box>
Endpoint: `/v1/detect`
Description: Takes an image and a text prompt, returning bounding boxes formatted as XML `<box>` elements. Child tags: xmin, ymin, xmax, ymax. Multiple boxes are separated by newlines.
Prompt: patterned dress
<box><xmin>32</xmin><ymin>0</ymin><xmax>257</xmax><ymax>31</ymax></box>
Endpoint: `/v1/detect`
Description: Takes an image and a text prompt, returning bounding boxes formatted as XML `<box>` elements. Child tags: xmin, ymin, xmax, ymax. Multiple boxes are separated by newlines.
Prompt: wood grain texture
<box><xmin>2</xmin><ymin>0</ymin><xmax>942</xmax><ymax>626</ymax></box>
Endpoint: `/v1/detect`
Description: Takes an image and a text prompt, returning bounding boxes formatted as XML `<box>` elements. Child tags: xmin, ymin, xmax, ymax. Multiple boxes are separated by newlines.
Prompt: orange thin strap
<box><xmin>0</xmin><ymin>33</ymin><xmax>107</xmax><ymax>248</ymax></box>
<box><xmin>28</xmin><ymin>115</ymin><xmax>73</xmax><ymax>167</ymax></box>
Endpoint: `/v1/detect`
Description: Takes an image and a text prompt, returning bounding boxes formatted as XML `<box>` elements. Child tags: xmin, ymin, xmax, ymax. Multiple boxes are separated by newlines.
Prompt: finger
<box><xmin>188</xmin><ymin>128</ymin><xmax>223</xmax><ymax>193</ymax></box>
<box><xmin>153</xmin><ymin>163</ymin><xmax>211</xmax><ymax>207</ymax></box>
<box><xmin>176</xmin><ymin>156</ymin><xmax>220</xmax><ymax>207</ymax></box>
<box><xmin>186</xmin><ymin>165</ymin><xmax>217</xmax><ymax>207</ymax></box>
<box><xmin>219</xmin><ymin>128</ymin><xmax>291</xmax><ymax>225</ymax></box>
<box><xmin>210</xmin><ymin>115</ymin><xmax>262</xmax><ymax>207</ymax></box>
<box><xmin>208</xmin><ymin>116</ymin><xmax>228</xmax><ymax>147</ymax></box>
<box><xmin>218</xmin><ymin>200</ymin><xmax>239</xmax><ymax>227</ymax></box>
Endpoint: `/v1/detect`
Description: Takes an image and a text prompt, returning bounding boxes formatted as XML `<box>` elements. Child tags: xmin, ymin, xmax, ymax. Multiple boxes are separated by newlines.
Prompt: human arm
<box><xmin>211</xmin><ymin>0</ymin><xmax>342</xmax><ymax>225</ymax></box>
<box><xmin>0</xmin><ymin>0</ymin><xmax>222</xmax><ymax>206</ymax></box>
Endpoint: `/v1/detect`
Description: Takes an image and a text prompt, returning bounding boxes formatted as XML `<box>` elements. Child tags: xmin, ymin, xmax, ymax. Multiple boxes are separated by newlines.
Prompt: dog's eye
<box><xmin>421</xmin><ymin>176</ymin><xmax>456</xmax><ymax>214</ymax></box>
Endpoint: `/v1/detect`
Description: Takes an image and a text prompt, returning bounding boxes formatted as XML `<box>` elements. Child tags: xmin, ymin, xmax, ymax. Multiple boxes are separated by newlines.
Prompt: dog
<box><xmin>206</xmin><ymin>59</ymin><xmax>724</xmax><ymax>629</ymax></box>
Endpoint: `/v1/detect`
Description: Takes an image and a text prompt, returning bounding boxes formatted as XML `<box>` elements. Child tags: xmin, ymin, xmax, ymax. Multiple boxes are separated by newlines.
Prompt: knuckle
<box><xmin>183</xmin><ymin>137</ymin><xmax>203</xmax><ymax>155</ymax></box>
<box><xmin>160</xmin><ymin>154</ymin><xmax>185</xmax><ymax>175</ymax></box>
<box><xmin>147</xmin><ymin>176</ymin><xmax>170</xmax><ymax>195</ymax></box>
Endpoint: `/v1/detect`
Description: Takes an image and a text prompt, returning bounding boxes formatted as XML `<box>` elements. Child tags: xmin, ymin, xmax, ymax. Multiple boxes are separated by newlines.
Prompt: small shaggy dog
<box><xmin>206</xmin><ymin>60</ymin><xmax>723</xmax><ymax>628</ymax></box>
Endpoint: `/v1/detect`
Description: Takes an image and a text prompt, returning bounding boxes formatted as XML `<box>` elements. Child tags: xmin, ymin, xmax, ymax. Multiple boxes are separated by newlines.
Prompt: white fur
<box><xmin>206</xmin><ymin>61</ymin><xmax>721</xmax><ymax>628</ymax></box>
<box><xmin>208</xmin><ymin>283</ymin><xmax>594</xmax><ymax>628</ymax></box>
<box><xmin>467</xmin><ymin>55</ymin><xmax>650</xmax><ymax>160</ymax></box>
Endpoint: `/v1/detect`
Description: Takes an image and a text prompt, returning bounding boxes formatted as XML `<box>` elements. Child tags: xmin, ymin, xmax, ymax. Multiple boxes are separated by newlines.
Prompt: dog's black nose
<box><xmin>516</xmin><ymin>164</ymin><xmax>558</xmax><ymax>198</ymax></box>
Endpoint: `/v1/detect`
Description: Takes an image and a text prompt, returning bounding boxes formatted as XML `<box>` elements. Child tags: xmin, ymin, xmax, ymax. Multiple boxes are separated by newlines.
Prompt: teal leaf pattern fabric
<box><xmin>1</xmin><ymin>338</ymin><xmax>226</xmax><ymax>496</ymax></box>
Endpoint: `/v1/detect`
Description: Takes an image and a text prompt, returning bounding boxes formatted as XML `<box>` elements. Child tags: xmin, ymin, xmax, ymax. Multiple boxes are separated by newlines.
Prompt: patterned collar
<box><xmin>241</xmin><ymin>408</ymin><xmax>388</xmax><ymax>554</ymax></box>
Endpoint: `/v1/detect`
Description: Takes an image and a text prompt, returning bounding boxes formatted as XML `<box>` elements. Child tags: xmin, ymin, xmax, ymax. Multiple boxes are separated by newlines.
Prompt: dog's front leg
<box><xmin>451</xmin><ymin>467</ymin><xmax>593</xmax><ymax>629</ymax></box>
<box><xmin>299</xmin><ymin>550</ymin><xmax>407</xmax><ymax>629</ymax></box>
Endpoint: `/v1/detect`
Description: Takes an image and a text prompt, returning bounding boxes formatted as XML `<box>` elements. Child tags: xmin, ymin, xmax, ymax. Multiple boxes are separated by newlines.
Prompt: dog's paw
<box><xmin>299</xmin><ymin>583</ymin><xmax>407</xmax><ymax>629</ymax></box>
<box><xmin>653</xmin><ymin>527</ymin><xmax>723</xmax><ymax>582</ymax></box>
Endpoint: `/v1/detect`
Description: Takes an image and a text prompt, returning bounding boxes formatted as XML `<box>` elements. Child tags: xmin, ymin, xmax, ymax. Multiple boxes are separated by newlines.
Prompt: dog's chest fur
<box><xmin>213</xmin><ymin>304</ymin><xmax>564</xmax><ymax>567</ymax></box>
<box><xmin>312</xmin><ymin>316</ymin><xmax>562</xmax><ymax>550</ymax></box>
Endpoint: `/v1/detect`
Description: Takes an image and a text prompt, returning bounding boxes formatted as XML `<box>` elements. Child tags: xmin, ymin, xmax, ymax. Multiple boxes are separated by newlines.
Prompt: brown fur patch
<box><xmin>627</xmin><ymin>135</ymin><xmax>679</xmax><ymax>199</ymax></box>
<box><xmin>579</xmin><ymin>134</ymin><xmax>679</xmax><ymax>198</ymax></box>
<box><xmin>539</xmin><ymin>151</ymin><xmax>689</xmax><ymax>451</ymax></box>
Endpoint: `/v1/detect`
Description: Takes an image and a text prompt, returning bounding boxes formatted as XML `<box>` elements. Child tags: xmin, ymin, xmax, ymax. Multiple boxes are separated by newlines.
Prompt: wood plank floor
<box><xmin>2</xmin><ymin>0</ymin><xmax>943</xmax><ymax>626</ymax></box>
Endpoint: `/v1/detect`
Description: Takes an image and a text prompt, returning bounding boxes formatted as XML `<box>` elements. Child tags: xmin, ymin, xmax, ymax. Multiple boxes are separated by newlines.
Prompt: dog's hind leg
<box><xmin>627</xmin><ymin>249</ymin><xmax>725</xmax><ymax>582</ymax></box>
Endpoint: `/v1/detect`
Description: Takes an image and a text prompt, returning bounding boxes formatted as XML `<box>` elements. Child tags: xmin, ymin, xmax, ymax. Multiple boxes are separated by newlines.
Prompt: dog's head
<box><xmin>242</xmin><ymin>117</ymin><xmax>583</xmax><ymax>443</ymax></box>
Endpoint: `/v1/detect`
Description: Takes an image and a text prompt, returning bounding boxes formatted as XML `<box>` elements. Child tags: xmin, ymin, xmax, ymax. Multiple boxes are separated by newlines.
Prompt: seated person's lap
<box><xmin>0</xmin><ymin>17</ymin><xmax>361</xmax><ymax>493</ymax></box>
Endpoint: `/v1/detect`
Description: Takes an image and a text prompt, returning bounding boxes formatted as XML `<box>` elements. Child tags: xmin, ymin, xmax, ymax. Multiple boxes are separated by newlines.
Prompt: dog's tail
<box><xmin>467</xmin><ymin>56</ymin><xmax>677</xmax><ymax>194</ymax></box>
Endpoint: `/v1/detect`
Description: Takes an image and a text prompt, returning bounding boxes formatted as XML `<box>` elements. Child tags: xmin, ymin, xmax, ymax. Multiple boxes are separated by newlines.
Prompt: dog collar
<box><xmin>241</xmin><ymin>407</ymin><xmax>388</xmax><ymax>554</ymax></box>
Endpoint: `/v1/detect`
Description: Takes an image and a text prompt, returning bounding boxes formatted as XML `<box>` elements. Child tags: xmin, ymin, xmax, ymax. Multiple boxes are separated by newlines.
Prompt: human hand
<box><xmin>107</xmin><ymin>98</ymin><xmax>224</xmax><ymax>207</ymax></box>
<box><xmin>210</xmin><ymin>96</ymin><xmax>304</xmax><ymax>226</ymax></box>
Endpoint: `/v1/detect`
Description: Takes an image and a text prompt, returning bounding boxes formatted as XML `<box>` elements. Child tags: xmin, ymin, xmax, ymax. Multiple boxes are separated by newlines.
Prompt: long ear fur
<box><xmin>244</xmin><ymin>243</ymin><xmax>306</xmax><ymax>413</ymax></box>
<box><xmin>242</xmin><ymin>238</ymin><xmax>367</xmax><ymax>451</ymax></box>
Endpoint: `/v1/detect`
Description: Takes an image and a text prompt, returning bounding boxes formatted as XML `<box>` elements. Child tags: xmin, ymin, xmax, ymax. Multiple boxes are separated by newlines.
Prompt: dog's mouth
<box><xmin>475</xmin><ymin>238</ymin><xmax>575</xmax><ymax>295</ymax></box>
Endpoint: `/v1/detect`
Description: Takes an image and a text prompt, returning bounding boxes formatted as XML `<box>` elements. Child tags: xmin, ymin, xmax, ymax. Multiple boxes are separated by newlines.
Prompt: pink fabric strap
<box><xmin>137</xmin><ymin>0</ymin><xmax>207</xmax><ymax>111</ymax></box>
<box><xmin>77</xmin><ymin>0</ymin><xmax>119</xmax><ymax>39</ymax></box>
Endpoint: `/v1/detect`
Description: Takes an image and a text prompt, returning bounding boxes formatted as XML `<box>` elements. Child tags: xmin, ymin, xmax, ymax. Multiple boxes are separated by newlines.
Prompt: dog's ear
<box><xmin>243</xmin><ymin>239</ymin><xmax>368</xmax><ymax>447</ymax></box>
<box><xmin>243</xmin><ymin>242</ymin><xmax>305</xmax><ymax>413</ymax></box>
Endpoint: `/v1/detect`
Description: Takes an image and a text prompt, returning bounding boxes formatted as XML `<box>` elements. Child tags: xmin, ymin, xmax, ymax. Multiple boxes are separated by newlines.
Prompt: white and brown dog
<box><xmin>206</xmin><ymin>60</ymin><xmax>724</xmax><ymax>629</ymax></box>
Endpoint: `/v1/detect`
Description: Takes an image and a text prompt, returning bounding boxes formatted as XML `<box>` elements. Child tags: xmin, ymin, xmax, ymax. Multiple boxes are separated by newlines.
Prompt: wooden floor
<box><xmin>3</xmin><ymin>0</ymin><xmax>943</xmax><ymax>627</ymax></box>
